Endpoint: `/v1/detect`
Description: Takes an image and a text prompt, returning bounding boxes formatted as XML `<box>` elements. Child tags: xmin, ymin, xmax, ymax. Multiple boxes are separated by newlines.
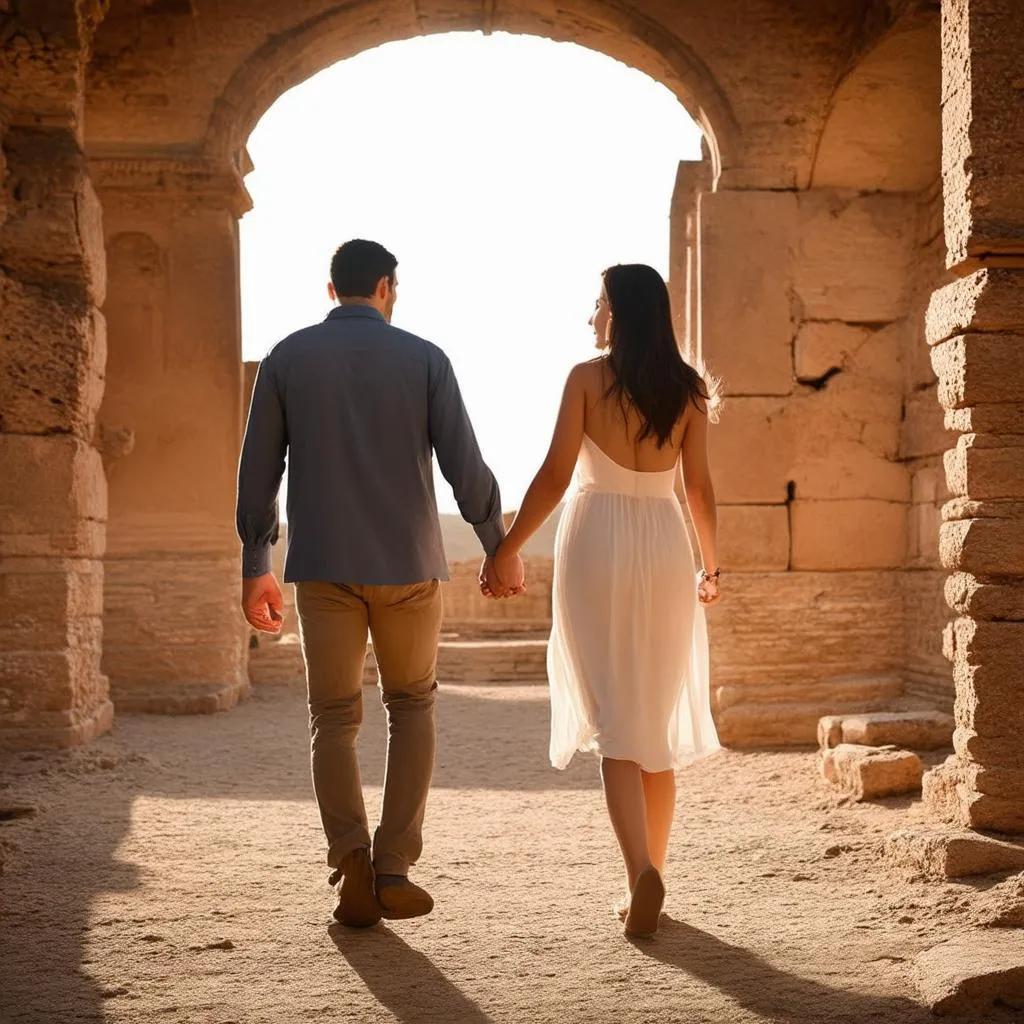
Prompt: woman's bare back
<box><xmin>580</xmin><ymin>359</ymin><xmax>690</xmax><ymax>473</ymax></box>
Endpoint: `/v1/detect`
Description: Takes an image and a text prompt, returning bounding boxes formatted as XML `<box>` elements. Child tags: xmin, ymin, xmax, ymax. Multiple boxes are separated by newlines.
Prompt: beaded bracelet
<box><xmin>700</xmin><ymin>568</ymin><xmax>721</xmax><ymax>582</ymax></box>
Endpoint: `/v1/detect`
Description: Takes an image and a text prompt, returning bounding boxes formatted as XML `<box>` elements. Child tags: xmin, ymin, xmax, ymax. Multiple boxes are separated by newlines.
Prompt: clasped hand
<box><xmin>478</xmin><ymin>547</ymin><xmax>526</xmax><ymax>600</ymax></box>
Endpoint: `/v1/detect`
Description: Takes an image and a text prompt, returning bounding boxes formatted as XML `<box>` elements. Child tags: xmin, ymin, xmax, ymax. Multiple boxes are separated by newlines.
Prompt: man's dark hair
<box><xmin>330</xmin><ymin>239</ymin><xmax>398</xmax><ymax>297</ymax></box>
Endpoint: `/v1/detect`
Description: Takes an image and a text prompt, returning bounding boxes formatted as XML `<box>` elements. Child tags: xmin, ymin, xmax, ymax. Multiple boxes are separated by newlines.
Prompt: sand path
<box><xmin>0</xmin><ymin>684</ymin><xmax>1011</xmax><ymax>1023</ymax></box>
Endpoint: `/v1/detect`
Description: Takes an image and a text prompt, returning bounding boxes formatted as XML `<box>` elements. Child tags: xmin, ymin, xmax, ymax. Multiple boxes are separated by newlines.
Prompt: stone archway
<box><xmin>2</xmin><ymin>0</ymin><xmax>1021</xmax><ymax>839</ymax></box>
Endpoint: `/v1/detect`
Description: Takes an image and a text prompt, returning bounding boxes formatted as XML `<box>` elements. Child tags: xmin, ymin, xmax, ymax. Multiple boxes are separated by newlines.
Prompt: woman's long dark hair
<box><xmin>602</xmin><ymin>263</ymin><xmax>711</xmax><ymax>447</ymax></box>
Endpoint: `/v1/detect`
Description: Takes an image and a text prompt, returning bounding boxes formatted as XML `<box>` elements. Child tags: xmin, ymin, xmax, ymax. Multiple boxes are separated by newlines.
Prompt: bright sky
<box><xmin>240</xmin><ymin>31</ymin><xmax>703</xmax><ymax>514</ymax></box>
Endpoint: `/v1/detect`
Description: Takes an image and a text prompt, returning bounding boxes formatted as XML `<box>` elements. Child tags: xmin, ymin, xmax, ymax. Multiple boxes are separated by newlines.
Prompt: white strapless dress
<box><xmin>547</xmin><ymin>434</ymin><xmax>720</xmax><ymax>772</ymax></box>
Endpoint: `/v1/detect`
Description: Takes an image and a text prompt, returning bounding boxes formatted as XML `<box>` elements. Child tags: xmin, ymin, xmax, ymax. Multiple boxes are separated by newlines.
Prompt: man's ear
<box><xmin>327</xmin><ymin>281</ymin><xmax>337</xmax><ymax>302</ymax></box>
<box><xmin>375</xmin><ymin>275</ymin><xmax>390</xmax><ymax>301</ymax></box>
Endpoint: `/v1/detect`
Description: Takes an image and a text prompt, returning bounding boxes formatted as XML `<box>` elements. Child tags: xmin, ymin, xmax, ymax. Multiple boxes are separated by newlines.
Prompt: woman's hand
<box><xmin>697</xmin><ymin>571</ymin><xmax>721</xmax><ymax>606</ymax></box>
<box><xmin>479</xmin><ymin>547</ymin><xmax>527</xmax><ymax>599</ymax></box>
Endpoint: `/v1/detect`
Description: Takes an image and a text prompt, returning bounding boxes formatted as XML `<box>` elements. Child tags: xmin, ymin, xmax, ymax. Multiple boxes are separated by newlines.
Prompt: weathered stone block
<box><xmin>820</xmin><ymin>743</ymin><xmax>923</xmax><ymax>800</ymax></box>
<box><xmin>794</xmin><ymin>191</ymin><xmax>915</xmax><ymax>322</ymax></box>
<box><xmin>926</xmin><ymin>269</ymin><xmax>1024</xmax><ymax>345</ymax></box>
<box><xmin>0</xmin><ymin>559</ymin><xmax>104</xmax><ymax>653</ymax></box>
<box><xmin>914</xmin><ymin>933</ymin><xmax>1024</xmax><ymax>1014</ymax></box>
<box><xmin>793</xmin><ymin>322</ymin><xmax>871</xmax><ymax>383</ymax></box>
<box><xmin>0</xmin><ymin>127</ymin><xmax>106</xmax><ymax>301</ymax></box>
<box><xmin>818</xmin><ymin>710</ymin><xmax>953</xmax><ymax>751</ymax></box>
<box><xmin>885</xmin><ymin>825</ymin><xmax>1024</xmax><ymax>879</ymax></box>
<box><xmin>940</xmin><ymin>517</ymin><xmax>1024</xmax><ymax>574</ymax></box>
<box><xmin>974</xmin><ymin>872</ymin><xmax>1024</xmax><ymax>928</ymax></box>
<box><xmin>900</xmin><ymin>388</ymin><xmax>953</xmax><ymax>460</ymax></box>
<box><xmin>699</xmin><ymin>191</ymin><xmax>796</xmax><ymax>396</ymax></box>
<box><xmin>945</xmin><ymin>572</ymin><xmax>1024</xmax><ymax>620</ymax></box>
<box><xmin>790</xmin><ymin>499</ymin><xmax>906</xmax><ymax>569</ymax></box>
<box><xmin>717</xmin><ymin>505</ymin><xmax>789</xmax><ymax>571</ymax></box>
<box><xmin>0</xmin><ymin>435</ymin><xmax>106</xmax><ymax>558</ymax></box>
<box><xmin>0</xmin><ymin>275</ymin><xmax>105</xmax><ymax>437</ymax></box>
<box><xmin>941</xmin><ymin>0</ymin><xmax>1024</xmax><ymax>267</ymax></box>
<box><xmin>930</xmin><ymin>333</ymin><xmax>1024</xmax><ymax>409</ymax></box>
<box><xmin>943</xmin><ymin>433</ymin><xmax>1024</xmax><ymax>498</ymax></box>
<box><xmin>947</xmin><ymin>403</ymin><xmax>1024</xmax><ymax>435</ymax></box>
<box><xmin>707</xmin><ymin>398</ymin><xmax>792</xmax><ymax>504</ymax></box>
<box><xmin>709</xmin><ymin>572</ymin><xmax>904</xmax><ymax>695</ymax></box>
<box><xmin>715</xmin><ymin>676</ymin><xmax>904</xmax><ymax>748</ymax></box>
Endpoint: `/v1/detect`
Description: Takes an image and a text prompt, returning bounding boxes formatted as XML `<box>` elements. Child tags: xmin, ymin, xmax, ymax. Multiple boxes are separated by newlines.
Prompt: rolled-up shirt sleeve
<box><xmin>236</xmin><ymin>354</ymin><xmax>287</xmax><ymax>577</ymax></box>
<box><xmin>427</xmin><ymin>349</ymin><xmax>505</xmax><ymax>557</ymax></box>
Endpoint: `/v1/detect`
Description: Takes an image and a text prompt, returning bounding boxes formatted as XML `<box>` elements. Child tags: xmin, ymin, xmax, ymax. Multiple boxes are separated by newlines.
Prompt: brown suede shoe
<box><xmin>331</xmin><ymin>848</ymin><xmax>382</xmax><ymax>928</ymax></box>
<box><xmin>375</xmin><ymin>874</ymin><xmax>434</xmax><ymax>920</ymax></box>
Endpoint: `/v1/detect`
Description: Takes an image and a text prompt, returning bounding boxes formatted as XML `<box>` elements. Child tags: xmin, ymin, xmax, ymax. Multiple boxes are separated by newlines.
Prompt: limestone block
<box><xmin>922</xmin><ymin>755</ymin><xmax>967</xmax><ymax>824</ymax></box>
<box><xmin>820</xmin><ymin>743</ymin><xmax>923</xmax><ymax>800</ymax></box>
<box><xmin>0</xmin><ymin>275</ymin><xmax>105</xmax><ymax>438</ymax></box>
<box><xmin>709</xmin><ymin>571</ymin><xmax>903</xmax><ymax>693</ymax></box>
<box><xmin>945</xmin><ymin>572</ymin><xmax>1024</xmax><ymax>621</ymax></box>
<box><xmin>717</xmin><ymin>505</ymin><xmax>788</xmax><ymax>571</ymax></box>
<box><xmin>698</xmin><ymin>191</ymin><xmax>796</xmax><ymax>395</ymax></box>
<box><xmin>926</xmin><ymin>269</ymin><xmax>1024</xmax><ymax>345</ymax></box>
<box><xmin>913</xmin><ymin>934</ymin><xmax>1024</xmax><ymax>1014</ymax></box>
<box><xmin>790</xmin><ymin>500</ymin><xmax>906</xmax><ymax>570</ymax></box>
<box><xmin>1</xmin><ymin>127</ymin><xmax>106</xmax><ymax>301</ymax></box>
<box><xmin>900</xmin><ymin>389</ymin><xmax>952</xmax><ymax>460</ymax></box>
<box><xmin>884</xmin><ymin>825</ymin><xmax>1024</xmax><ymax>879</ymax></box>
<box><xmin>947</xmin><ymin>403</ymin><xmax>1024</xmax><ymax>435</ymax></box>
<box><xmin>974</xmin><ymin>872</ymin><xmax>1024</xmax><ymax>928</ymax></box>
<box><xmin>901</xmin><ymin>569</ymin><xmax>952</xmax><ymax>703</ymax></box>
<box><xmin>715</xmin><ymin>676</ymin><xmax>904</xmax><ymax>748</ymax></box>
<box><xmin>793</xmin><ymin>322</ymin><xmax>871</xmax><ymax>383</ymax></box>
<box><xmin>0</xmin><ymin>435</ymin><xmax>106</xmax><ymax>558</ymax></box>
<box><xmin>940</xmin><ymin>518</ymin><xmax>1024</xmax><ymax>575</ymax></box>
<box><xmin>793</xmin><ymin>191</ymin><xmax>915</xmax><ymax>322</ymax></box>
<box><xmin>817</xmin><ymin>711</ymin><xmax>953</xmax><ymax>751</ymax></box>
<box><xmin>708</xmin><ymin>397</ymin><xmax>792</xmax><ymax>504</ymax></box>
<box><xmin>943</xmin><ymin>433</ymin><xmax>1024</xmax><ymax>498</ymax></box>
<box><xmin>941</xmin><ymin>0</ymin><xmax>1024</xmax><ymax>266</ymax></box>
<box><xmin>930</xmin><ymin>333</ymin><xmax>1024</xmax><ymax>409</ymax></box>
<box><xmin>0</xmin><ymin>559</ymin><xmax>104</xmax><ymax>653</ymax></box>
<box><xmin>102</xmin><ymin>555</ymin><xmax>247</xmax><ymax>704</ymax></box>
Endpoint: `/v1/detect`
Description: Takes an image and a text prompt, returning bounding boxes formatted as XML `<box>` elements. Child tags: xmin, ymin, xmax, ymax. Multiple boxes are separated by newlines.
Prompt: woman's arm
<box><xmin>680</xmin><ymin>399</ymin><xmax>720</xmax><ymax>598</ymax></box>
<box><xmin>498</xmin><ymin>364</ymin><xmax>588</xmax><ymax>560</ymax></box>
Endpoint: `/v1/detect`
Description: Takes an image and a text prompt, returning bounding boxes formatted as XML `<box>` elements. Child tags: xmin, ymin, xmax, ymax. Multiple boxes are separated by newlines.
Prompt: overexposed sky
<box><xmin>241</xmin><ymin>32</ymin><xmax>703</xmax><ymax>514</ymax></box>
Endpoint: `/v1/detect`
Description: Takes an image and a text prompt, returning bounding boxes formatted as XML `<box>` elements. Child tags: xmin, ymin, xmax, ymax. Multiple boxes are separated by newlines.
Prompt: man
<box><xmin>236</xmin><ymin>239</ymin><xmax>525</xmax><ymax>928</ymax></box>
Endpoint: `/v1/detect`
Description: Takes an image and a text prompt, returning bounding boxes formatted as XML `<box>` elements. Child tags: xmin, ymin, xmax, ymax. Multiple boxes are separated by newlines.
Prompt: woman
<box><xmin>484</xmin><ymin>264</ymin><xmax>721</xmax><ymax>938</ymax></box>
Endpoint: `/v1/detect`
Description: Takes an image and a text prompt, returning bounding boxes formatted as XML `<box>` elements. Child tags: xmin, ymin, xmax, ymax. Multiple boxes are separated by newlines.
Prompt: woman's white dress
<box><xmin>548</xmin><ymin>434</ymin><xmax>720</xmax><ymax>772</ymax></box>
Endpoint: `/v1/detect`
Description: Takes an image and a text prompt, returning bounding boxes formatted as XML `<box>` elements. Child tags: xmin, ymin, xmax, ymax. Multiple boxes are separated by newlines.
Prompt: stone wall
<box><xmin>0</xmin><ymin>1</ymin><xmax>114</xmax><ymax>749</ymax></box>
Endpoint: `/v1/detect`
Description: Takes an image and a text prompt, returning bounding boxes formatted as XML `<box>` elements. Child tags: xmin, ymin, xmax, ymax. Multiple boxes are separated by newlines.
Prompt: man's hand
<box><xmin>242</xmin><ymin>573</ymin><xmax>285</xmax><ymax>633</ymax></box>
<box><xmin>479</xmin><ymin>549</ymin><xmax>526</xmax><ymax>599</ymax></box>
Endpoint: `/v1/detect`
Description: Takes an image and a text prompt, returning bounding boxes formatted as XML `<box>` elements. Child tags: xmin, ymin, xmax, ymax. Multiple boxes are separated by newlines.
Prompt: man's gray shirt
<box><xmin>236</xmin><ymin>304</ymin><xmax>505</xmax><ymax>584</ymax></box>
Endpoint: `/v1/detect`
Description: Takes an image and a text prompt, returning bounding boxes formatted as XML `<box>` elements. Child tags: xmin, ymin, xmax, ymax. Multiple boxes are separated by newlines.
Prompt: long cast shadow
<box><xmin>328</xmin><ymin>922</ymin><xmax>493</xmax><ymax>1024</ymax></box>
<box><xmin>634</xmin><ymin>915</ymin><xmax>923</xmax><ymax>1024</ymax></box>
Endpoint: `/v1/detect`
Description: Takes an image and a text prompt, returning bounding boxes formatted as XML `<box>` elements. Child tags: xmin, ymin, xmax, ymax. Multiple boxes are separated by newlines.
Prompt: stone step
<box><xmin>820</xmin><ymin>743</ymin><xmax>924</xmax><ymax>801</ymax></box>
<box><xmin>714</xmin><ymin>675</ymin><xmax>906</xmax><ymax>747</ymax></box>
<box><xmin>248</xmin><ymin>634</ymin><xmax>549</xmax><ymax>686</ymax></box>
<box><xmin>818</xmin><ymin>710</ymin><xmax>954</xmax><ymax>752</ymax></box>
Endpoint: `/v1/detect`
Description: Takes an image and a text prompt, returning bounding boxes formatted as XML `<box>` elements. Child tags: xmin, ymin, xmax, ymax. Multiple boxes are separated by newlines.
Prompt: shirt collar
<box><xmin>326</xmin><ymin>304</ymin><xmax>385</xmax><ymax>323</ymax></box>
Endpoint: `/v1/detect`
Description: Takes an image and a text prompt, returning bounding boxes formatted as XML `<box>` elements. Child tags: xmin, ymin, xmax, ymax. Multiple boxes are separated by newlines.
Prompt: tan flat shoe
<box><xmin>624</xmin><ymin>867</ymin><xmax>665</xmax><ymax>938</ymax></box>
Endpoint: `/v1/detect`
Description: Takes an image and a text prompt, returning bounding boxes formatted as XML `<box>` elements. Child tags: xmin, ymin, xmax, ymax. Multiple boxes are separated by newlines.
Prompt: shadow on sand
<box><xmin>328</xmin><ymin>922</ymin><xmax>493</xmax><ymax>1023</ymax></box>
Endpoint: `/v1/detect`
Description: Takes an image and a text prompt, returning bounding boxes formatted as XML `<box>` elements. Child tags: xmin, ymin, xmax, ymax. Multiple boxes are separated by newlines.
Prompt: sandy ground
<box><xmin>0</xmin><ymin>683</ymin><xmax>1016</xmax><ymax>1024</ymax></box>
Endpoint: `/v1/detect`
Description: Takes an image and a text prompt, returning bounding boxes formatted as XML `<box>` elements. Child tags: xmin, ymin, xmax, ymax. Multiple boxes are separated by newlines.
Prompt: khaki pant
<box><xmin>295</xmin><ymin>579</ymin><xmax>443</xmax><ymax>877</ymax></box>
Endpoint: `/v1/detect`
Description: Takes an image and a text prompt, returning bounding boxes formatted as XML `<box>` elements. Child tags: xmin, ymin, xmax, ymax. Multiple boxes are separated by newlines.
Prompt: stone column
<box><xmin>91</xmin><ymin>156</ymin><xmax>251</xmax><ymax>714</ymax></box>
<box><xmin>920</xmin><ymin>0</ymin><xmax>1024</xmax><ymax>834</ymax></box>
<box><xmin>0</xmin><ymin>2</ymin><xmax>114</xmax><ymax>749</ymax></box>
<box><xmin>668</xmin><ymin>150</ymin><xmax>712</xmax><ymax>364</ymax></box>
